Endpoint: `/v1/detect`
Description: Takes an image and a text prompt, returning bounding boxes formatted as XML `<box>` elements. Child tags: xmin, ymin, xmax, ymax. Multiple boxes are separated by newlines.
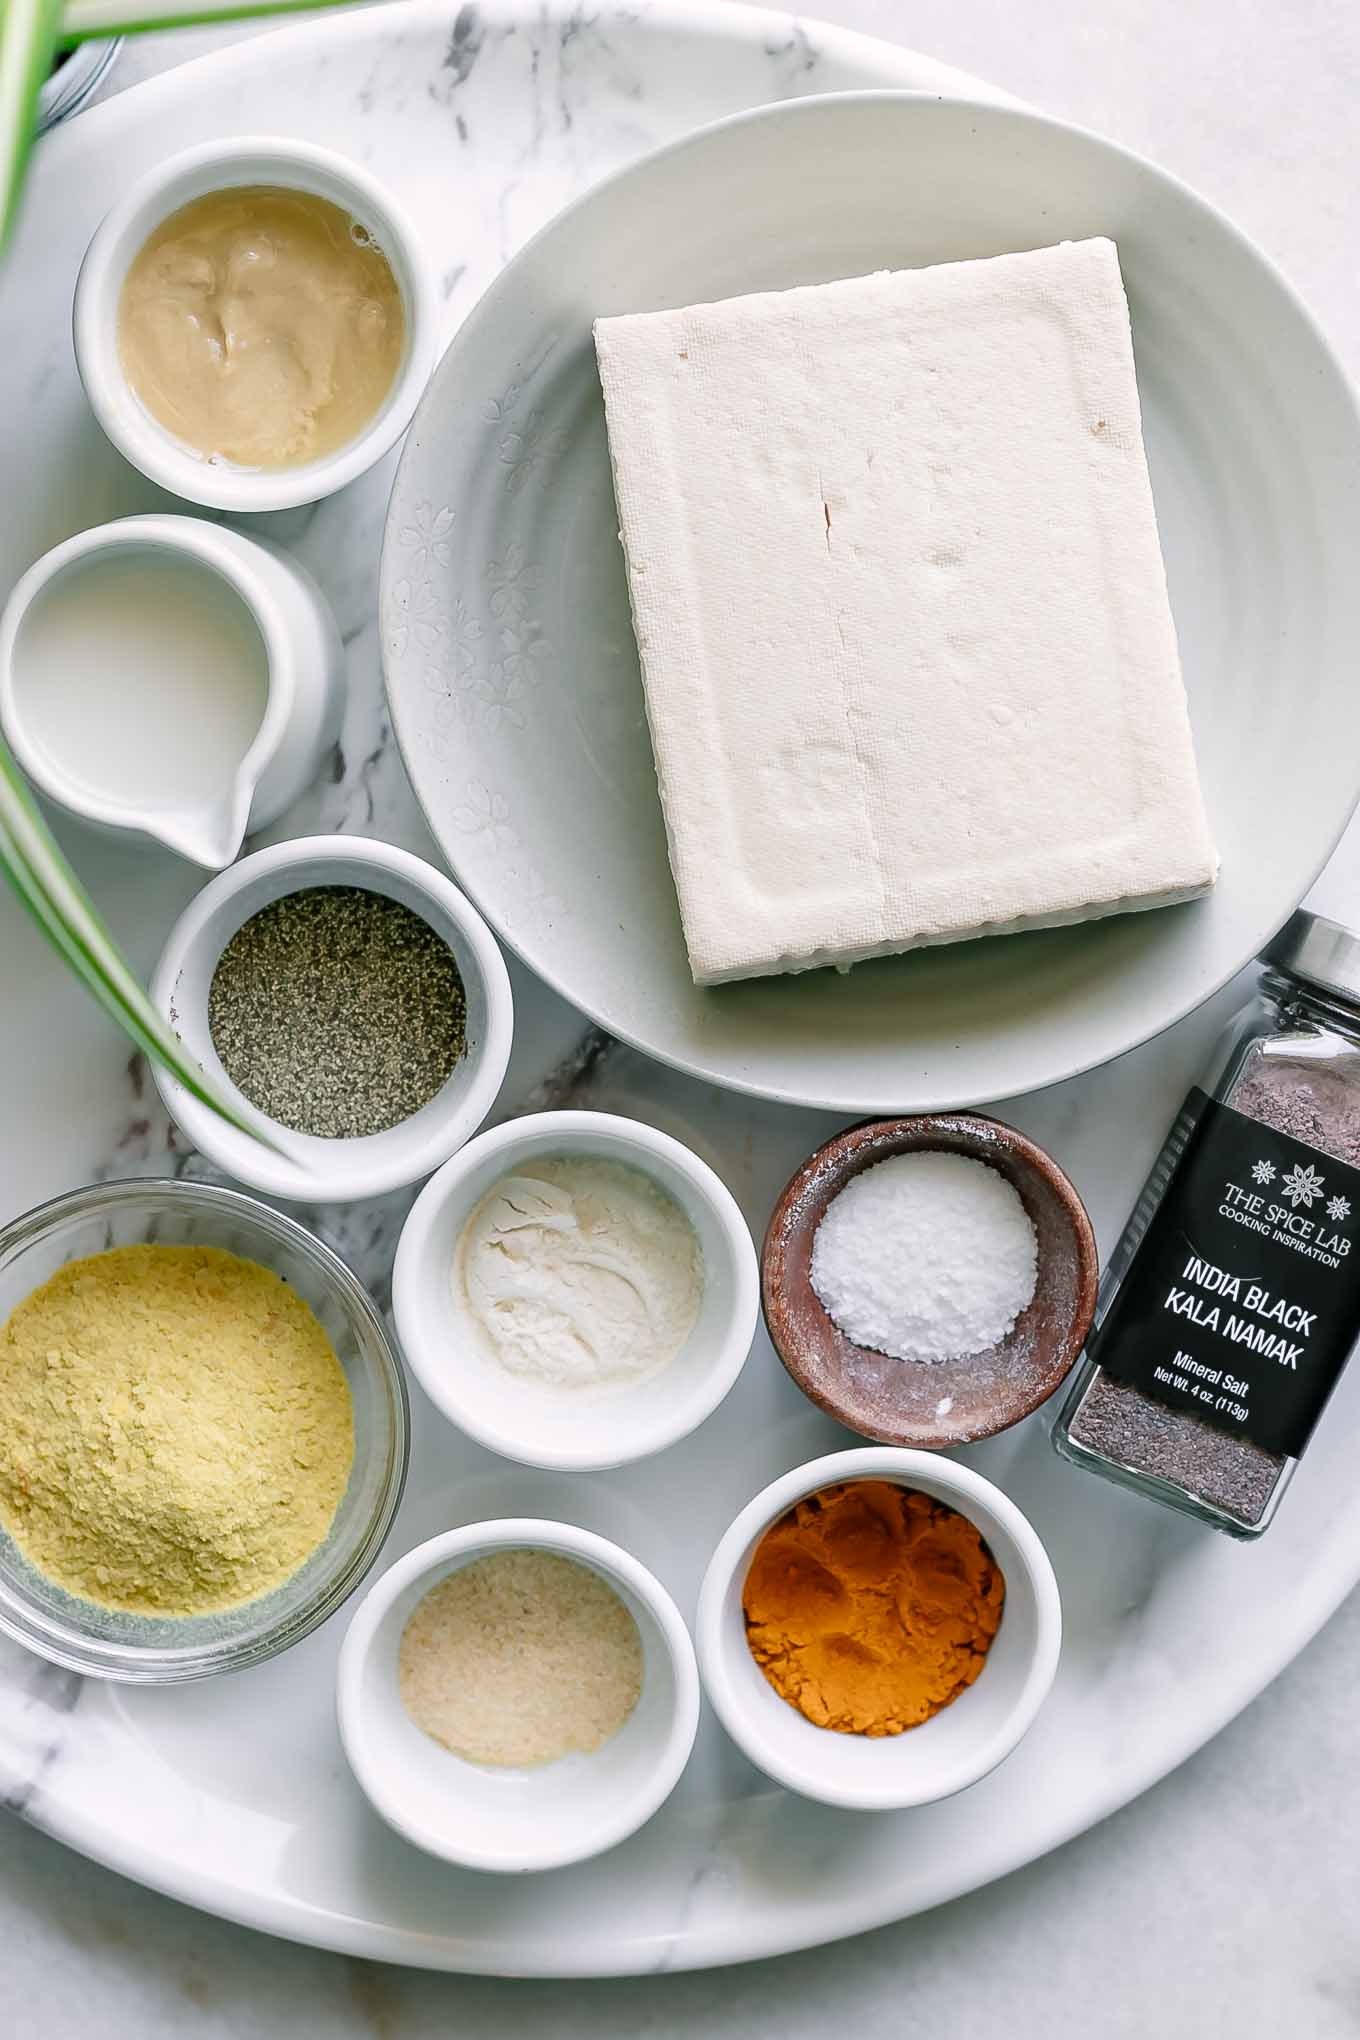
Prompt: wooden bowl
<box><xmin>762</xmin><ymin>1115</ymin><xmax>1098</xmax><ymax>1450</ymax></box>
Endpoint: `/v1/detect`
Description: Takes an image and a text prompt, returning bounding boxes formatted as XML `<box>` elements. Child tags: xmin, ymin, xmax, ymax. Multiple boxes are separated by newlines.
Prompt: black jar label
<box><xmin>1090</xmin><ymin>1089</ymin><xmax>1360</xmax><ymax>1458</ymax></box>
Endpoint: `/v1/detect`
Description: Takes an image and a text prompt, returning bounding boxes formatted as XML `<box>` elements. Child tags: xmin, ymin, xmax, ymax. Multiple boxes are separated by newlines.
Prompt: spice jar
<box><xmin>1054</xmin><ymin>911</ymin><xmax>1360</xmax><ymax>1538</ymax></box>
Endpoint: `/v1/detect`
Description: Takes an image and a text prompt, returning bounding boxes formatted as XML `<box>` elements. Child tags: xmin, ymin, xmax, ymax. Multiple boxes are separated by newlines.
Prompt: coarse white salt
<box><xmin>810</xmin><ymin>1151</ymin><xmax>1038</xmax><ymax>1362</ymax></box>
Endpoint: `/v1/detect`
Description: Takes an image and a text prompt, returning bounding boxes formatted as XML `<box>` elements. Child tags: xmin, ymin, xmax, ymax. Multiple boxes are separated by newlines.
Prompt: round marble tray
<box><xmin>3</xmin><ymin>0</ymin><xmax>1359</xmax><ymax>1978</ymax></box>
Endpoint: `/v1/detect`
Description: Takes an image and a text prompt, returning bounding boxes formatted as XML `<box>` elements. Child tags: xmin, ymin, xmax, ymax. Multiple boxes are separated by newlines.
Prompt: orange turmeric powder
<box><xmin>742</xmin><ymin>1479</ymin><xmax>1005</xmax><ymax>1736</ymax></box>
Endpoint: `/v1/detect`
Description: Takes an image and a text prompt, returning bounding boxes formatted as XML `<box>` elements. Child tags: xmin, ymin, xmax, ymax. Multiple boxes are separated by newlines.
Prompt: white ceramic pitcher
<box><xmin>0</xmin><ymin>514</ymin><xmax>344</xmax><ymax>868</ymax></box>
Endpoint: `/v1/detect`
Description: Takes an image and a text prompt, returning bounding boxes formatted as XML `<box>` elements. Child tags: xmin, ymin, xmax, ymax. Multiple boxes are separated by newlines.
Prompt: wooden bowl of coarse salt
<box><xmin>762</xmin><ymin>1115</ymin><xmax>1098</xmax><ymax>1450</ymax></box>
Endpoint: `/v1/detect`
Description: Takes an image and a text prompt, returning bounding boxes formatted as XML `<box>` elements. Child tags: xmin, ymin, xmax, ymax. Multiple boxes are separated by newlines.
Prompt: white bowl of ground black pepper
<box><xmin>150</xmin><ymin>835</ymin><xmax>513</xmax><ymax>1202</ymax></box>
<box><xmin>337</xmin><ymin>1518</ymin><xmax>700</xmax><ymax>1873</ymax></box>
<box><xmin>393</xmin><ymin>1110</ymin><xmax>760</xmax><ymax>1470</ymax></box>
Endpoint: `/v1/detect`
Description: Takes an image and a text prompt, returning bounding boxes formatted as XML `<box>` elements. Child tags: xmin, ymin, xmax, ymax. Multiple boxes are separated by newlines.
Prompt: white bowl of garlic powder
<box><xmin>337</xmin><ymin>1517</ymin><xmax>700</xmax><ymax>1872</ymax></box>
<box><xmin>393</xmin><ymin>1110</ymin><xmax>760</xmax><ymax>1470</ymax></box>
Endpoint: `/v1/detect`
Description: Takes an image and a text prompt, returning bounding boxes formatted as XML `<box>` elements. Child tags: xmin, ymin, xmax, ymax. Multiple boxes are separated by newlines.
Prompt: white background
<box><xmin>6</xmin><ymin>2</ymin><xmax>1360</xmax><ymax>2032</ymax></box>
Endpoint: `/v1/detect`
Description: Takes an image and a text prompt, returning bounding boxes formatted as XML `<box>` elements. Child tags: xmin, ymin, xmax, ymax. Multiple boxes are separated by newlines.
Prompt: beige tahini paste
<box><xmin>118</xmin><ymin>185</ymin><xmax>404</xmax><ymax>470</ymax></box>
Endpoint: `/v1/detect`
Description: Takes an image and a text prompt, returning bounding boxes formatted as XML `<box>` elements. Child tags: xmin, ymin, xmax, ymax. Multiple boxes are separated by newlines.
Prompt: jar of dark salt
<box><xmin>1054</xmin><ymin>911</ymin><xmax>1360</xmax><ymax>1538</ymax></box>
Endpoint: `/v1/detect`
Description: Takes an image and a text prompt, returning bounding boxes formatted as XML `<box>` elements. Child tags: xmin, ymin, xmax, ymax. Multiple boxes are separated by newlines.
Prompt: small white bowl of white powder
<box><xmin>393</xmin><ymin>1110</ymin><xmax>760</xmax><ymax>1470</ymax></box>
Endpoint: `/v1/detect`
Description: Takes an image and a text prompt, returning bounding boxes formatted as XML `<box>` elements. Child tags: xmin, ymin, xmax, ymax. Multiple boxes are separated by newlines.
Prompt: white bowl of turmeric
<box><xmin>696</xmin><ymin>1446</ymin><xmax>1061</xmax><ymax>1811</ymax></box>
<box><xmin>73</xmin><ymin>136</ymin><xmax>438</xmax><ymax>512</ymax></box>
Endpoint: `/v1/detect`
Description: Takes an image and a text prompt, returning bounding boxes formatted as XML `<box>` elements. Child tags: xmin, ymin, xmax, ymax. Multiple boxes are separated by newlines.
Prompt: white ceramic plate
<box><xmin>386</xmin><ymin>89</ymin><xmax>1360</xmax><ymax>1113</ymax></box>
<box><xmin>9</xmin><ymin>0</ymin><xmax>1360</xmax><ymax>1983</ymax></box>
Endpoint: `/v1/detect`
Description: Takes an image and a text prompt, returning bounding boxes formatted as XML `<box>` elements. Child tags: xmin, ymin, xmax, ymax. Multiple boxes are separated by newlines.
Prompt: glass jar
<box><xmin>1054</xmin><ymin>910</ymin><xmax>1360</xmax><ymax>1538</ymax></box>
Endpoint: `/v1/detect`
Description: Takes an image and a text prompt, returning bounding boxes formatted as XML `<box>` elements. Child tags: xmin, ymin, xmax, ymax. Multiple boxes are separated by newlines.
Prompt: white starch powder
<box><xmin>810</xmin><ymin>1151</ymin><xmax>1038</xmax><ymax>1362</ymax></box>
<box><xmin>456</xmin><ymin>1155</ymin><xmax>703</xmax><ymax>1389</ymax></box>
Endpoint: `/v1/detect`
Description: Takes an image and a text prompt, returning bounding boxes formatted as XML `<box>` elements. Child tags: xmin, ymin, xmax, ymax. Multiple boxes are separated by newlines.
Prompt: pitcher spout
<box><xmin>145</xmin><ymin>783</ymin><xmax>253</xmax><ymax>870</ymax></box>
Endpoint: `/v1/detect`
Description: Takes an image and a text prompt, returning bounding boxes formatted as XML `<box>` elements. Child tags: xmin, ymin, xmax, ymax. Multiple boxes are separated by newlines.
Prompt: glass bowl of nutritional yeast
<box><xmin>0</xmin><ymin>1178</ymin><xmax>408</xmax><ymax>1683</ymax></box>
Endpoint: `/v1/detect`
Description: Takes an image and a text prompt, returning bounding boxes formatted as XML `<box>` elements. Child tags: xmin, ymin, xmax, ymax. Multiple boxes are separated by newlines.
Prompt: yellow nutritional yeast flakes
<box><xmin>0</xmin><ymin>1244</ymin><xmax>354</xmax><ymax>1615</ymax></box>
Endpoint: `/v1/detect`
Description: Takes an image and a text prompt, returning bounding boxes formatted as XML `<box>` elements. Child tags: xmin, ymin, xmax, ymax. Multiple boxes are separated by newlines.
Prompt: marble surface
<box><xmin>3</xmin><ymin>0</ymin><xmax>1360</xmax><ymax>2026</ymax></box>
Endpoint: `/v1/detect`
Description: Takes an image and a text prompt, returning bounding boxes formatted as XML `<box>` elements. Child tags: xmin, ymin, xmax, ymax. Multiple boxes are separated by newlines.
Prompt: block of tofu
<box><xmin>593</xmin><ymin>238</ymin><xmax>1217</xmax><ymax>986</ymax></box>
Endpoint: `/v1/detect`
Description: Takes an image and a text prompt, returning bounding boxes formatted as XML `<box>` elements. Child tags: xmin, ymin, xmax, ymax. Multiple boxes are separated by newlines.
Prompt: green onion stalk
<box><xmin>0</xmin><ymin>0</ymin><xmax>356</xmax><ymax>1142</ymax></box>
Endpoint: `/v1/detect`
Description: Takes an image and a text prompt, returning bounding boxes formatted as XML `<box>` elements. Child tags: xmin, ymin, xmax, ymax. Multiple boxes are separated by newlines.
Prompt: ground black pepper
<box><xmin>208</xmin><ymin>886</ymin><xmax>467</xmax><ymax>1139</ymax></box>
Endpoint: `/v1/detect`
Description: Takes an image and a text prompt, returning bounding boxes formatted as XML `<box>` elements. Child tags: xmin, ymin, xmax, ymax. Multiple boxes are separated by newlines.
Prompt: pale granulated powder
<box><xmin>397</xmin><ymin>1548</ymin><xmax>643</xmax><ymax>1768</ymax></box>
<box><xmin>811</xmin><ymin>1151</ymin><xmax>1038</xmax><ymax>1362</ymax></box>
